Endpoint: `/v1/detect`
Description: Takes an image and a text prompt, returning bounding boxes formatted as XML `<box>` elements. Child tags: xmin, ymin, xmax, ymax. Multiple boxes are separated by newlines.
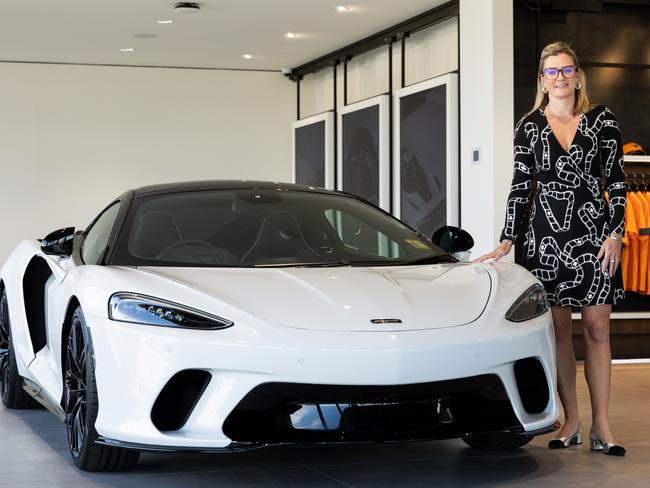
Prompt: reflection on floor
<box><xmin>0</xmin><ymin>364</ymin><xmax>648</xmax><ymax>488</ymax></box>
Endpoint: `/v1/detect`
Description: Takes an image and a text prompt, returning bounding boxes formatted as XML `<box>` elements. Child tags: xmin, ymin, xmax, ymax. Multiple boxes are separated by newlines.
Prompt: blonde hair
<box><xmin>530</xmin><ymin>41</ymin><xmax>590</xmax><ymax>115</ymax></box>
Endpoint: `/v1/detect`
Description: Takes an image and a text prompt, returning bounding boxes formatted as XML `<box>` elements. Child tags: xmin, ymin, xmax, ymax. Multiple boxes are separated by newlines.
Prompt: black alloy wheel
<box><xmin>0</xmin><ymin>289</ymin><xmax>40</xmax><ymax>409</ymax></box>
<box><xmin>63</xmin><ymin>306</ymin><xmax>139</xmax><ymax>471</ymax></box>
<box><xmin>0</xmin><ymin>290</ymin><xmax>10</xmax><ymax>402</ymax></box>
<box><xmin>64</xmin><ymin>311</ymin><xmax>89</xmax><ymax>459</ymax></box>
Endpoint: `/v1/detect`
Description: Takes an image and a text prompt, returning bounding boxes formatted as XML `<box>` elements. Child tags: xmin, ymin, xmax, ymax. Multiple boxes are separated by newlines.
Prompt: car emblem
<box><xmin>370</xmin><ymin>319</ymin><xmax>403</xmax><ymax>324</ymax></box>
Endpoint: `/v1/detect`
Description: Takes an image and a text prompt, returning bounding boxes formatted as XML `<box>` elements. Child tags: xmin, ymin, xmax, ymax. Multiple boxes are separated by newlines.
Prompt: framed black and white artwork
<box><xmin>292</xmin><ymin>112</ymin><xmax>334</xmax><ymax>189</ymax></box>
<box><xmin>393</xmin><ymin>73</ymin><xmax>458</xmax><ymax>238</ymax></box>
<box><xmin>337</xmin><ymin>95</ymin><xmax>390</xmax><ymax>211</ymax></box>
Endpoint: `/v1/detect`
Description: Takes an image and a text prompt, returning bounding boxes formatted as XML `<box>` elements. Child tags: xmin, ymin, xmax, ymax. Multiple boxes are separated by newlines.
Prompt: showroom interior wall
<box><xmin>0</xmin><ymin>63</ymin><xmax>294</xmax><ymax>263</ymax></box>
<box><xmin>295</xmin><ymin>0</ymin><xmax>514</xmax><ymax>256</ymax></box>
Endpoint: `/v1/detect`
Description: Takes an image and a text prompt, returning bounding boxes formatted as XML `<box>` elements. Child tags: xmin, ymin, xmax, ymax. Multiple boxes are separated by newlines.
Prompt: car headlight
<box><xmin>109</xmin><ymin>292</ymin><xmax>234</xmax><ymax>330</ymax></box>
<box><xmin>505</xmin><ymin>284</ymin><xmax>549</xmax><ymax>322</ymax></box>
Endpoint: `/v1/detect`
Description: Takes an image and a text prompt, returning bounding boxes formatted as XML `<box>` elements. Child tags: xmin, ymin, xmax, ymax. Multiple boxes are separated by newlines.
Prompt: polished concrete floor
<box><xmin>1</xmin><ymin>364</ymin><xmax>648</xmax><ymax>488</ymax></box>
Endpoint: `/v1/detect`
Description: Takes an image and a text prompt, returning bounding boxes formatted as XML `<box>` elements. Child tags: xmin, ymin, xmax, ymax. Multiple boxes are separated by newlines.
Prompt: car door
<box><xmin>28</xmin><ymin>201</ymin><xmax>122</xmax><ymax>404</ymax></box>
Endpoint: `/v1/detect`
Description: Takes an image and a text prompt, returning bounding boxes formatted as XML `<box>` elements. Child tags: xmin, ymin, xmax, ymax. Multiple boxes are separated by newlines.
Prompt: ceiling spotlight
<box><xmin>285</xmin><ymin>32</ymin><xmax>297</xmax><ymax>39</ymax></box>
<box><xmin>157</xmin><ymin>20</ymin><xmax>174</xmax><ymax>24</ymax></box>
<box><xmin>335</xmin><ymin>6</ymin><xmax>349</xmax><ymax>12</ymax></box>
<box><xmin>173</xmin><ymin>2</ymin><xmax>200</xmax><ymax>13</ymax></box>
<box><xmin>242</xmin><ymin>54</ymin><xmax>253</xmax><ymax>59</ymax></box>
<box><xmin>120</xmin><ymin>48</ymin><xmax>135</xmax><ymax>52</ymax></box>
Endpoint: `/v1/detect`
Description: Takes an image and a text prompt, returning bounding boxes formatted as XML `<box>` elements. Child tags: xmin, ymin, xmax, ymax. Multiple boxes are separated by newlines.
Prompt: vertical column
<box><xmin>459</xmin><ymin>0</ymin><xmax>514</xmax><ymax>257</ymax></box>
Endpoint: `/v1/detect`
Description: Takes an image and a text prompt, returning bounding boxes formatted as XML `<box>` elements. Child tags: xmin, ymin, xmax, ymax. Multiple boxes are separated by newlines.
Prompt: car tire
<box><xmin>462</xmin><ymin>432</ymin><xmax>534</xmax><ymax>449</ymax></box>
<box><xmin>0</xmin><ymin>289</ymin><xmax>42</xmax><ymax>409</ymax></box>
<box><xmin>64</xmin><ymin>306</ymin><xmax>140</xmax><ymax>471</ymax></box>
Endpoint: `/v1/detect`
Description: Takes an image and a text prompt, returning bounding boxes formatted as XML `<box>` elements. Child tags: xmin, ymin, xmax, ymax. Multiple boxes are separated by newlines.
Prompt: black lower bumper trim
<box><xmin>96</xmin><ymin>420</ymin><xmax>558</xmax><ymax>453</ymax></box>
<box><xmin>95</xmin><ymin>437</ymin><xmax>264</xmax><ymax>453</ymax></box>
<box><xmin>223</xmin><ymin>374</ymin><xmax>537</xmax><ymax>443</ymax></box>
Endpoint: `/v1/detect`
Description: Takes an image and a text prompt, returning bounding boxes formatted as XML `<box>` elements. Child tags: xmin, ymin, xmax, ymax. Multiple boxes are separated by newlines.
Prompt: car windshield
<box><xmin>111</xmin><ymin>189</ymin><xmax>451</xmax><ymax>267</ymax></box>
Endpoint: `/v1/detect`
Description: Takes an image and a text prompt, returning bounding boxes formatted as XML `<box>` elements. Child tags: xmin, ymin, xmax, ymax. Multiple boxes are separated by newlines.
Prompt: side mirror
<box><xmin>431</xmin><ymin>226</ymin><xmax>474</xmax><ymax>253</ymax></box>
<box><xmin>41</xmin><ymin>227</ymin><xmax>75</xmax><ymax>257</ymax></box>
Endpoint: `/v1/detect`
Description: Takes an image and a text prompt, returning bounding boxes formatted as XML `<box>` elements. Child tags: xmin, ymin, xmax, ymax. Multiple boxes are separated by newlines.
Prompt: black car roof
<box><xmin>131</xmin><ymin>180</ymin><xmax>335</xmax><ymax>197</ymax></box>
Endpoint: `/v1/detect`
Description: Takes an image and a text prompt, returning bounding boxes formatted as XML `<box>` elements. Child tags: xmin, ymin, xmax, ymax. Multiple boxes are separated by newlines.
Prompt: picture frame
<box><xmin>291</xmin><ymin>111</ymin><xmax>335</xmax><ymax>189</ymax></box>
<box><xmin>337</xmin><ymin>95</ymin><xmax>390</xmax><ymax>211</ymax></box>
<box><xmin>393</xmin><ymin>73</ymin><xmax>459</xmax><ymax>239</ymax></box>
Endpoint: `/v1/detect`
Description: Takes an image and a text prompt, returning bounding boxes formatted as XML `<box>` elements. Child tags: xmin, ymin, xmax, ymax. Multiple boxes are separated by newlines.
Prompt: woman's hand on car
<box><xmin>474</xmin><ymin>240</ymin><xmax>513</xmax><ymax>263</ymax></box>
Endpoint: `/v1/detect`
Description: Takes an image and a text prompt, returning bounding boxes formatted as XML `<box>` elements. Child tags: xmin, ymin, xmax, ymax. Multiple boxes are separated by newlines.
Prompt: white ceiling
<box><xmin>0</xmin><ymin>0</ymin><xmax>447</xmax><ymax>71</ymax></box>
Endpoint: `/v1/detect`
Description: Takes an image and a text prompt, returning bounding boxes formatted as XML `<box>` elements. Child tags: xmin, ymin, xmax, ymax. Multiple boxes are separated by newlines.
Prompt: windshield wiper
<box><xmin>249</xmin><ymin>255</ymin><xmax>456</xmax><ymax>268</ymax></box>
<box><xmin>252</xmin><ymin>260</ymin><xmax>351</xmax><ymax>268</ymax></box>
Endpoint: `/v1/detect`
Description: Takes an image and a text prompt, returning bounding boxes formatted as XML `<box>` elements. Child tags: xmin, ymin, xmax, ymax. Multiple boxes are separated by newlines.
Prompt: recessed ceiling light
<box><xmin>157</xmin><ymin>20</ymin><xmax>174</xmax><ymax>24</ymax></box>
<box><xmin>133</xmin><ymin>33</ymin><xmax>156</xmax><ymax>39</ymax></box>
<box><xmin>335</xmin><ymin>6</ymin><xmax>349</xmax><ymax>12</ymax></box>
<box><xmin>173</xmin><ymin>2</ymin><xmax>200</xmax><ymax>13</ymax></box>
<box><xmin>285</xmin><ymin>32</ymin><xmax>298</xmax><ymax>39</ymax></box>
<box><xmin>242</xmin><ymin>54</ymin><xmax>253</xmax><ymax>59</ymax></box>
<box><xmin>120</xmin><ymin>48</ymin><xmax>135</xmax><ymax>52</ymax></box>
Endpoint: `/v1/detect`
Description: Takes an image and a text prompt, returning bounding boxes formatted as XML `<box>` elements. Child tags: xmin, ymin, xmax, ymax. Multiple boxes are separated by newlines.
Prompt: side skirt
<box><xmin>22</xmin><ymin>378</ymin><xmax>65</xmax><ymax>421</ymax></box>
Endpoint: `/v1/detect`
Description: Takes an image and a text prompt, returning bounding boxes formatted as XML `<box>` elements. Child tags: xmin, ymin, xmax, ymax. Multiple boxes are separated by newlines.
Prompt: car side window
<box><xmin>82</xmin><ymin>202</ymin><xmax>121</xmax><ymax>264</ymax></box>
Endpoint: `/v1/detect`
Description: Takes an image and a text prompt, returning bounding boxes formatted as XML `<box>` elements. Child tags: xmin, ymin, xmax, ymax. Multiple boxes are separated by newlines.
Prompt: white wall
<box><xmin>459</xmin><ymin>0</ymin><xmax>514</xmax><ymax>257</ymax></box>
<box><xmin>0</xmin><ymin>63</ymin><xmax>294</xmax><ymax>263</ymax></box>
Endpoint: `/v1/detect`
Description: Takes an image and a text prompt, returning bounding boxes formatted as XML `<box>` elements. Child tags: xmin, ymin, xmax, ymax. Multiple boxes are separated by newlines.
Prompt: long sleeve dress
<box><xmin>500</xmin><ymin>105</ymin><xmax>626</xmax><ymax>307</ymax></box>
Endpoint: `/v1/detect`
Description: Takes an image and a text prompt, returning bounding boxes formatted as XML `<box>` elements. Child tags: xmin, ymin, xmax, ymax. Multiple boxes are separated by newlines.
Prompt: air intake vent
<box><xmin>151</xmin><ymin>370</ymin><xmax>211</xmax><ymax>431</ymax></box>
<box><xmin>514</xmin><ymin>357</ymin><xmax>550</xmax><ymax>414</ymax></box>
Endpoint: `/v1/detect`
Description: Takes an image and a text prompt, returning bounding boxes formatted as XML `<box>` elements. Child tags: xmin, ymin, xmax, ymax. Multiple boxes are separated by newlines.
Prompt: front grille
<box><xmin>223</xmin><ymin>374</ymin><xmax>521</xmax><ymax>443</ymax></box>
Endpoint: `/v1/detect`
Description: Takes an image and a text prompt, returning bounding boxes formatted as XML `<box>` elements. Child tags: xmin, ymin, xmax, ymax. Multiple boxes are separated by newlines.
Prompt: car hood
<box><xmin>138</xmin><ymin>264</ymin><xmax>492</xmax><ymax>332</ymax></box>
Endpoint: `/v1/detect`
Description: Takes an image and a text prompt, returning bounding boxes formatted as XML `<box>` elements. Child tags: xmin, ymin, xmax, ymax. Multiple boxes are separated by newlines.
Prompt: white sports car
<box><xmin>0</xmin><ymin>181</ymin><xmax>558</xmax><ymax>471</ymax></box>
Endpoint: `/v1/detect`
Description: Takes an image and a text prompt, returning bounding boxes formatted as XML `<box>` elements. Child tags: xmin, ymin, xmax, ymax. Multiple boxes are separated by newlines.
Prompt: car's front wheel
<box><xmin>0</xmin><ymin>289</ymin><xmax>41</xmax><ymax>409</ymax></box>
<box><xmin>64</xmin><ymin>306</ymin><xmax>140</xmax><ymax>471</ymax></box>
<box><xmin>462</xmin><ymin>432</ymin><xmax>533</xmax><ymax>449</ymax></box>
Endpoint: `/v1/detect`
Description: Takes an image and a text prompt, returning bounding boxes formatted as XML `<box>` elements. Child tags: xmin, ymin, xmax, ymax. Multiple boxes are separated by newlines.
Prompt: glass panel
<box><xmin>114</xmin><ymin>190</ymin><xmax>445</xmax><ymax>267</ymax></box>
<box><xmin>342</xmin><ymin>106</ymin><xmax>380</xmax><ymax>206</ymax></box>
<box><xmin>82</xmin><ymin>202</ymin><xmax>121</xmax><ymax>264</ymax></box>
<box><xmin>400</xmin><ymin>84</ymin><xmax>447</xmax><ymax>237</ymax></box>
<box><xmin>324</xmin><ymin>209</ymin><xmax>395</xmax><ymax>258</ymax></box>
<box><xmin>295</xmin><ymin>121</ymin><xmax>326</xmax><ymax>187</ymax></box>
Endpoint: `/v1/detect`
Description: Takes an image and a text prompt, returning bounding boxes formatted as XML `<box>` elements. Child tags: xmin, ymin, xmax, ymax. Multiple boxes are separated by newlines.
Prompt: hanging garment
<box><xmin>637</xmin><ymin>191</ymin><xmax>649</xmax><ymax>294</ymax></box>
<box><xmin>626</xmin><ymin>192</ymin><xmax>641</xmax><ymax>292</ymax></box>
<box><xmin>641</xmin><ymin>191</ymin><xmax>650</xmax><ymax>295</ymax></box>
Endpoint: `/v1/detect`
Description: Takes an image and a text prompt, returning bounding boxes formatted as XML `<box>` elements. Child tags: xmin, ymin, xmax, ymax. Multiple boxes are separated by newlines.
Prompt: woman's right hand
<box><xmin>474</xmin><ymin>240</ymin><xmax>513</xmax><ymax>263</ymax></box>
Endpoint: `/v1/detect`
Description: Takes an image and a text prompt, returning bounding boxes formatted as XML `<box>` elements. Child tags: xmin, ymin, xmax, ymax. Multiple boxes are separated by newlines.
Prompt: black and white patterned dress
<box><xmin>500</xmin><ymin>105</ymin><xmax>626</xmax><ymax>307</ymax></box>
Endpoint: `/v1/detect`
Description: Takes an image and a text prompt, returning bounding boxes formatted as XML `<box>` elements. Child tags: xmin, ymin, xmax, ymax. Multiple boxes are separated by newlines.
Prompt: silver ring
<box><xmin>609</xmin><ymin>259</ymin><xmax>615</xmax><ymax>262</ymax></box>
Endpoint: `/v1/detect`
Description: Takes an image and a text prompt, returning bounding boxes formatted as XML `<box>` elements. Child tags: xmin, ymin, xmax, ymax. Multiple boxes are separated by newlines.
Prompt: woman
<box><xmin>476</xmin><ymin>42</ymin><xmax>626</xmax><ymax>456</ymax></box>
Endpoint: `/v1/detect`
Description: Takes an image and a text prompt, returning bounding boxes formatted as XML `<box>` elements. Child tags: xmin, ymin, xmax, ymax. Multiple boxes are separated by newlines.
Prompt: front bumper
<box><xmin>86</xmin><ymin>308</ymin><xmax>558</xmax><ymax>449</ymax></box>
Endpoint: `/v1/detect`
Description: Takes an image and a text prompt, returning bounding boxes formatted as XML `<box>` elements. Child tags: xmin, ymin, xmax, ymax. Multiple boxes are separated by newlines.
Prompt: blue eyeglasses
<box><xmin>542</xmin><ymin>65</ymin><xmax>578</xmax><ymax>80</ymax></box>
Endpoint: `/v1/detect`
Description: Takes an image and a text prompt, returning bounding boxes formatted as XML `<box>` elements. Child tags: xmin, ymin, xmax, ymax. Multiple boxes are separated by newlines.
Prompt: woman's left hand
<box><xmin>596</xmin><ymin>236</ymin><xmax>623</xmax><ymax>276</ymax></box>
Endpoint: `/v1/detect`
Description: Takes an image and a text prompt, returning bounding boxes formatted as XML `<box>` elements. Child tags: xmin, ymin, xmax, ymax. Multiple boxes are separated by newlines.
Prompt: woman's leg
<box><xmin>552</xmin><ymin>305</ymin><xmax>581</xmax><ymax>437</ymax></box>
<box><xmin>581</xmin><ymin>304</ymin><xmax>615</xmax><ymax>443</ymax></box>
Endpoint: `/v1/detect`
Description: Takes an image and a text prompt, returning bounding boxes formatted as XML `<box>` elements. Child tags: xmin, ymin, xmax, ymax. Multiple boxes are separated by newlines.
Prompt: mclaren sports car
<box><xmin>0</xmin><ymin>181</ymin><xmax>558</xmax><ymax>471</ymax></box>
